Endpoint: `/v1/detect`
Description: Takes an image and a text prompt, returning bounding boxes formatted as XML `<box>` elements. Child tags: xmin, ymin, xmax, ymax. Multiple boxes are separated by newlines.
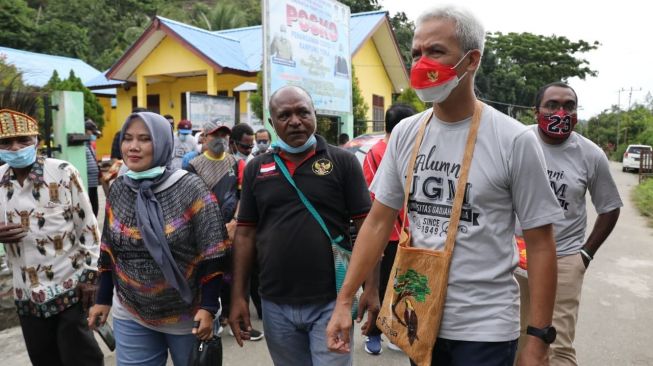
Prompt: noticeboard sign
<box><xmin>185</xmin><ymin>92</ymin><xmax>236</xmax><ymax>129</ymax></box>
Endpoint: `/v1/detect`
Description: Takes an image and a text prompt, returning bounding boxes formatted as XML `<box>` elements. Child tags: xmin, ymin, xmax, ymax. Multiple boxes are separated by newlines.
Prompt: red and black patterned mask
<box><xmin>537</xmin><ymin>110</ymin><xmax>577</xmax><ymax>139</ymax></box>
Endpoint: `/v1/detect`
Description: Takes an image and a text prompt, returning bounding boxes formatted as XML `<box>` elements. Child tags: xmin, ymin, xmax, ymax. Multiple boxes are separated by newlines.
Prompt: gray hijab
<box><xmin>120</xmin><ymin>112</ymin><xmax>192</xmax><ymax>304</ymax></box>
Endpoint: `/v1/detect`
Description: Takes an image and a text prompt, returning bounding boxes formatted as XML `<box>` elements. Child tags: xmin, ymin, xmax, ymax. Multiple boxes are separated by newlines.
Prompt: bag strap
<box><xmin>401</xmin><ymin>101</ymin><xmax>484</xmax><ymax>253</ymax></box>
<box><xmin>399</xmin><ymin>110</ymin><xmax>434</xmax><ymax>234</ymax></box>
<box><xmin>273</xmin><ymin>154</ymin><xmax>344</xmax><ymax>246</ymax></box>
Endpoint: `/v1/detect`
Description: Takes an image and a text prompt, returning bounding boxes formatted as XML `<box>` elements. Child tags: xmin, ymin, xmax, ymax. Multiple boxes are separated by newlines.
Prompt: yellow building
<box><xmin>87</xmin><ymin>11</ymin><xmax>408</xmax><ymax>157</ymax></box>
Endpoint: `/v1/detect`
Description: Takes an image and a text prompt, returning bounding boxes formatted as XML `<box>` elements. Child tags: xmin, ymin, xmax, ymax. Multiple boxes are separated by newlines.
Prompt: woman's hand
<box><xmin>193</xmin><ymin>309</ymin><xmax>214</xmax><ymax>341</ymax></box>
<box><xmin>87</xmin><ymin>304</ymin><xmax>111</xmax><ymax>330</ymax></box>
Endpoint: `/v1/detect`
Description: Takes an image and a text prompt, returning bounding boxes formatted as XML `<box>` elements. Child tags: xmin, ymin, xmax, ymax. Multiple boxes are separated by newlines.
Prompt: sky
<box><xmin>379</xmin><ymin>0</ymin><xmax>652</xmax><ymax>120</ymax></box>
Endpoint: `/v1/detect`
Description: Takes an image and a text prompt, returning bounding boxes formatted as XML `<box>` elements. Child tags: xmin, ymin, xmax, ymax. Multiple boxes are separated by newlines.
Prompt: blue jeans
<box><xmin>410</xmin><ymin>338</ymin><xmax>518</xmax><ymax>366</ymax></box>
<box><xmin>262</xmin><ymin>298</ymin><xmax>352</xmax><ymax>366</ymax></box>
<box><xmin>113</xmin><ymin>318</ymin><xmax>196</xmax><ymax>366</ymax></box>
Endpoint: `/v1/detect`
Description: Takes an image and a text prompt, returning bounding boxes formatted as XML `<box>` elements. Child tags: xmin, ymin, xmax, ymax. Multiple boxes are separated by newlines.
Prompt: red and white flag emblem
<box><xmin>260</xmin><ymin>162</ymin><xmax>276</xmax><ymax>173</ymax></box>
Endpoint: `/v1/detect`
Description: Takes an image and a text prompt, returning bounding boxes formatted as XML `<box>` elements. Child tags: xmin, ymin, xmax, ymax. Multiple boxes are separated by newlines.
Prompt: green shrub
<box><xmin>633</xmin><ymin>178</ymin><xmax>653</xmax><ymax>224</ymax></box>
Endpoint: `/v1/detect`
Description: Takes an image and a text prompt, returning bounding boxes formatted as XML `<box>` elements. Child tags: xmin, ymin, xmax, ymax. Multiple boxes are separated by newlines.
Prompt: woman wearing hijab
<box><xmin>87</xmin><ymin>112</ymin><xmax>229</xmax><ymax>365</ymax></box>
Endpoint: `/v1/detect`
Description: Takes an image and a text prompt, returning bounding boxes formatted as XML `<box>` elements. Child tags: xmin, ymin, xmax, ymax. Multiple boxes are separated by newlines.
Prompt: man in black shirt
<box><xmin>230</xmin><ymin>86</ymin><xmax>376</xmax><ymax>365</ymax></box>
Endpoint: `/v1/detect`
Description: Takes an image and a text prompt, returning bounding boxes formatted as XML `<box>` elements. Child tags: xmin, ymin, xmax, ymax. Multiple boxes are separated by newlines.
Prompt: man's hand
<box><xmin>0</xmin><ymin>223</ymin><xmax>27</xmax><ymax>243</ymax></box>
<box><xmin>226</xmin><ymin>219</ymin><xmax>237</xmax><ymax>241</ymax></box>
<box><xmin>326</xmin><ymin>298</ymin><xmax>354</xmax><ymax>353</ymax></box>
<box><xmin>516</xmin><ymin>336</ymin><xmax>549</xmax><ymax>366</ymax></box>
<box><xmin>87</xmin><ymin>304</ymin><xmax>111</xmax><ymax>330</ymax></box>
<box><xmin>192</xmin><ymin>309</ymin><xmax>214</xmax><ymax>341</ymax></box>
<box><xmin>77</xmin><ymin>283</ymin><xmax>97</xmax><ymax>312</ymax></box>
<box><xmin>228</xmin><ymin>296</ymin><xmax>252</xmax><ymax>347</ymax></box>
<box><xmin>357</xmin><ymin>288</ymin><xmax>380</xmax><ymax>335</ymax></box>
<box><xmin>580</xmin><ymin>253</ymin><xmax>590</xmax><ymax>269</ymax></box>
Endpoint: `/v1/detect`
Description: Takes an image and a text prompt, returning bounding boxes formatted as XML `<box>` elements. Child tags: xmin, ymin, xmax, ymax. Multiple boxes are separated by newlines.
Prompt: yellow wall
<box><xmin>352</xmin><ymin>38</ymin><xmax>393</xmax><ymax>133</ymax></box>
<box><xmin>95</xmin><ymin>97</ymin><xmax>118</xmax><ymax>159</ymax></box>
<box><xmin>137</xmin><ymin>37</ymin><xmax>212</xmax><ymax>77</ymax></box>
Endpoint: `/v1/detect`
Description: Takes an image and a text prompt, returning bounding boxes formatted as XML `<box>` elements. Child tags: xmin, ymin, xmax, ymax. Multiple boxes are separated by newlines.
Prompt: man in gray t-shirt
<box><xmin>327</xmin><ymin>5</ymin><xmax>563</xmax><ymax>366</ymax></box>
<box><xmin>516</xmin><ymin>82</ymin><xmax>622</xmax><ymax>365</ymax></box>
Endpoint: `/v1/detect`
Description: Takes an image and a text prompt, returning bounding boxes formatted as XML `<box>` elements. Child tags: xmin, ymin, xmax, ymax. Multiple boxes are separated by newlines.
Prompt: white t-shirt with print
<box><xmin>530</xmin><ymin>126</ymin><xmax>622</xmax><ymax>256</ymax></box>
<box><xmin>371</xmin><ymin>105</ymin><xmax>564</xmax><ymax>342</ymax></box>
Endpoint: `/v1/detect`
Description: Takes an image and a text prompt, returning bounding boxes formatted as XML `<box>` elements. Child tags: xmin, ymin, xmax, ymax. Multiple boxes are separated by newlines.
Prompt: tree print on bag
<box><xmin>391</xmin><ymin>268</ymin><xmax>431</xmax><ymax>345</ymax></box>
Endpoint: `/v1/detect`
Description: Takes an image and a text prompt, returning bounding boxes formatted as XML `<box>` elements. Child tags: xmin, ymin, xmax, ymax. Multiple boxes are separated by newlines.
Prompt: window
<box><xmin>131</xmin><ymin>95</ymin><xmax>160</xmax><ymax>114</ymax></box>
<box><xmin>372</xmin><ymin>95</ymin><xmax>385</xmax><ymax>132</ymax></box>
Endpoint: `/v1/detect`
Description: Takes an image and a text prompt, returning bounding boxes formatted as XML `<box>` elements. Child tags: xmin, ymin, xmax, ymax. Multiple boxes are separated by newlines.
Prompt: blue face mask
<box><xmin>0</xmin><ymin>144</ymin><xmax>37</xmax><ymax>168</ymax></box>
<box><xmin>272</xmin><ymin>134</ymin><xmax>317</xmax><ymax>154</ymax></box>
<box><xmin>125</xmin><ymin>166</ymin><xmax>166</xmax><ymax>180</ymax></box>
<box><xmin>89</xmin><ymin>135</ymin><xmax>97</xmax><ymax>141</ymax></box>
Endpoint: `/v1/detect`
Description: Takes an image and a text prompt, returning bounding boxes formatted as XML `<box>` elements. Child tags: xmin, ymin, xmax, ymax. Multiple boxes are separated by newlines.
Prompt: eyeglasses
<box><xmin>541</xmin><ymin>101</ymin><xmax>577</xmax><ymax>113</ymax></box>
<box><xmin>236</xmin><ymin>141</ymin><xmax>255</xmax><ymax>149</ymax></box>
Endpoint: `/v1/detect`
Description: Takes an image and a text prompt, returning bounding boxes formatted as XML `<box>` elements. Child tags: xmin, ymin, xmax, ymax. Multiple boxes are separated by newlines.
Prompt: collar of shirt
<box><xmin>0</xmin><ymin>156</ymin><xmax>46</xmax><ymax>187</ymax></box>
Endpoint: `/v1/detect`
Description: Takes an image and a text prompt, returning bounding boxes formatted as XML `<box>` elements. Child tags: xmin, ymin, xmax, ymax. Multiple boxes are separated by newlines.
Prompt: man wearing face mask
<box><xmin>171</xmin><ymin>119</ymin><xmax>197</xmax><ymax>170</ymax></box>
<box><xmin>0</xmin><ymin>108</ymin><xmax>103</xmax><ymax>366</ymax></box>
<box><xmin>253</xmin><ymin>128</ymin><xmax>272</xmax><ymax>157</ymax></box>
<box><xmin>230</xmin><ymin>123</ymin><xmax>255</xmax><ymax>164</ymax></box>
<box><xmin>230</xmin><ymin>85</ymin><xmax>375</xmax><ymax>365</ymax></box>
<box><xmin>327</xmin><ymin>5</ymin><xmax>563</xmax><ymax>366</ymax></box>
<box><xmin>186</xmin><ymin>120</ymin><xmax>263</xmax><ymax>340</ymax></box>
<box><xmin>515</xmin><ymin>82</ymin><xmax>622</xmax><ymax>366</ymax></box>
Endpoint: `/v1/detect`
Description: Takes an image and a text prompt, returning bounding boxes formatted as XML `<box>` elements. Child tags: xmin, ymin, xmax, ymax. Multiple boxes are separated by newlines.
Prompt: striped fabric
<box><xmin>98</xmin><ymin>173</ymin><xmax>229</xmax><ymax>326</ymax></box>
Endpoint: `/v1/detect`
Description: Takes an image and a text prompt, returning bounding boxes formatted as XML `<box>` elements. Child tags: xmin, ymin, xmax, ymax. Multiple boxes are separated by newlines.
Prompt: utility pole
<box><xmin>616</xmin><ymin>88</ymin><xmax>625</xmax><ymax>151</ymax></box>
<box><xmin>623</xmin><ymin>87</ymin><xmax>643</xmax><ymax>146</ymax></box>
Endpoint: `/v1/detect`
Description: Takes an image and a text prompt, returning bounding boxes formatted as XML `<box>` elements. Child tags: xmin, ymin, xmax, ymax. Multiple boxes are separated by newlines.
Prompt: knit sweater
<box><xmin>97</xmin><ymin>173</ymin><xmax>229</xmax><ymax>326</ymax></box>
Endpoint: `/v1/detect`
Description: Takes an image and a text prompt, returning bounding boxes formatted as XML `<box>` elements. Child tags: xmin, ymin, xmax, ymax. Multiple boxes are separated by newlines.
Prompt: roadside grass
<box><xmin>633</xmin><ymin>178</ymin><xmax>653</xmax><ymax>226</ymax></box>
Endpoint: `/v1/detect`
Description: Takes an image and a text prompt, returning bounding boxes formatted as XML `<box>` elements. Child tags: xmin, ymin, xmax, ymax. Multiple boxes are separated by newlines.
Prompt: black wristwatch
<box><xmin>526</xmin><ymin>325</ymin><xmax>557</xmax><ymax>344</ymax></box>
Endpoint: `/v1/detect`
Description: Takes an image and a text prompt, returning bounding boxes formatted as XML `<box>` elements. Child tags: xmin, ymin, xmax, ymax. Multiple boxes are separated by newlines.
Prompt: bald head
<box><xmin>268</xmin><ymin>85</ymin><xmax>314</xmax><ymax>115</ymax></box>
<box><xmin>268</xmin><ymin>85</ymin><xmax>317</xmax><ymax>149</ymax></box>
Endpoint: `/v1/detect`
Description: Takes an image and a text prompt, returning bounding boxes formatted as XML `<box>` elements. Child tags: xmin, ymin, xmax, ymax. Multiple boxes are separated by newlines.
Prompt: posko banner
<box><xmin>264</xmin><ymin>0</ymin><xmax>351</xmax><ymax>116</ymax></box>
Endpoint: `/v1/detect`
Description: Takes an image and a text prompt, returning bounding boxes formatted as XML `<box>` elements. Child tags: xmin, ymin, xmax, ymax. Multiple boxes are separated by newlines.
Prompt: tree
<box><xmin>389</xmin><ymin>12</ymin><xmax>414</xmax><ymax>71</ymax></box>
<box><xmin>476</xmin><ymin>32</ymin><xmax>599</xmax><ymax>117</ymax></box>
<box><xmin>0</xmin><ymin>0</ymin><xmax>36</xmax><ymax>51</ymax></box>
<box><xmin>391</xmin><ymin>268</ymin><xmax>431</xmax><ymax>327</ymax></box>
<box><xmin>191</xmin><ymin>2</ymin><xmax>248</xmax><ymax>31</ymax></box>
<box><xmin>396</xmin><ymin>88</ymin><xmax>426</xmax><ymax>113</ymax></box>
<box><xmin>44</xmin><ymin>70</ymin><xmax>105</xmax><ymax>130</ymax></box>
<box><xmin>352</xmin><ymin>70</ymin><xmax>369</xmax><ymax>136</ymax></box>
<box><xmin>249</xmin><ymin>72</ymin><xmax>264</xmax><ymax>121</ymax></box>
<box><xmin>338</xmin><ymin>0</ymin><xmax>380</xmax><ymax>13</ymax></box>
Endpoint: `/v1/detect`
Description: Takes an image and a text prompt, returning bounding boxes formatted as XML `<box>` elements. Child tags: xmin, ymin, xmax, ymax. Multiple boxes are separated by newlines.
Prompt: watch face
<box><xmin>544</xmin><ymin>326</ymin><xmax>557</xmax><ymax>343</ymax></box>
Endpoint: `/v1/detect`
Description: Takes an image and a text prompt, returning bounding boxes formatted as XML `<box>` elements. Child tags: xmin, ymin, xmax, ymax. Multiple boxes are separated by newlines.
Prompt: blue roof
<box><xmin>214</xmin><ymin>26</ymin><xmax>264</xmax><ymax>71</ymax></box>
<box><xmin>349</xmin><ymin>11</ymin><xmax>387</xmax><ymax>53</ymax></box>
<box><xmin>158</xmin><ymin>17</ymin><xmax>254</xmax><ymax>72</ymax></box>
<box><xmin>0</xmin><ymin>46</ymin><xmax>103</xmax><ymax>87</ymax></box>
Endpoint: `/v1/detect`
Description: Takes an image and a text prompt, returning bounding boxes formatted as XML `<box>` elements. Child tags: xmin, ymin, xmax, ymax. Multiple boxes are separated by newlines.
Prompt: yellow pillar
<box><xmin>137</xmin><ymin>74</ymin><xmax>147</xmax><ymax>108</ymax></box>
<box><xmin>207</xmin><ymin>69</ymin><xmax>217</xmax><ymax>96</ymax></box>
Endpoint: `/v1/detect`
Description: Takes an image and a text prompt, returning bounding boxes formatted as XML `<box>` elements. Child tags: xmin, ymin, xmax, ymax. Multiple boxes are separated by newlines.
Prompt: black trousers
<box><xmin>366</xmin><ymin>240</ymin><xmax>398</xmax><ymax>337</ymax></box>
<box><xmin>410</xmin><ymin>338</ymin><xmax>518</xmax><ymax>366</ymax></box>
<box><xmin>19</xmin><ymin>303</ymin><xmax>104</xmax><ymax>366</ymax></box>
<box><xmin>88</xmin><ymin>186</ymin><xmax>99</xmax><ymax>216</ymax></box>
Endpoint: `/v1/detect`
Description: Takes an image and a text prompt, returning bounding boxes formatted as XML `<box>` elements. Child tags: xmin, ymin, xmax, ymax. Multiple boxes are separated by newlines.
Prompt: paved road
<box><xmin>0</xmin><ymin>162</ymin><xmax>651</xmax><ymax>365</ymax></box>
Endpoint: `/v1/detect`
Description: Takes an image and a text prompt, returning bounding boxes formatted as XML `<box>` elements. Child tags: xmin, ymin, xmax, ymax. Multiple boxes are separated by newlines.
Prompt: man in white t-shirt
<box><xmin>327</xmin><ymin>5</ymin><xmax>564</xmax><ymax>366</ymax></box>
<box><xmin>516</xmin><ymin>82</ymin><xmax>622</xmax><ymax>365</ymax></box>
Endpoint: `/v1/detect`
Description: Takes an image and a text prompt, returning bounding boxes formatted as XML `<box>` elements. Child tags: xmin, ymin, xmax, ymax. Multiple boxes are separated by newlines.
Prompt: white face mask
<box><xmin>414</xmin><ymin>72</ymin><xmax>468</xmax><ymax>103</ymax></box>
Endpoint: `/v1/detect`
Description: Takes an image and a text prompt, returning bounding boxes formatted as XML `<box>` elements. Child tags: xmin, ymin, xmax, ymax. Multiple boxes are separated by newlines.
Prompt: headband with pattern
<box><xmin>0</xmin><ymin>109</ymin><xmax>39</xmax><ymax>139</ymax></box>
